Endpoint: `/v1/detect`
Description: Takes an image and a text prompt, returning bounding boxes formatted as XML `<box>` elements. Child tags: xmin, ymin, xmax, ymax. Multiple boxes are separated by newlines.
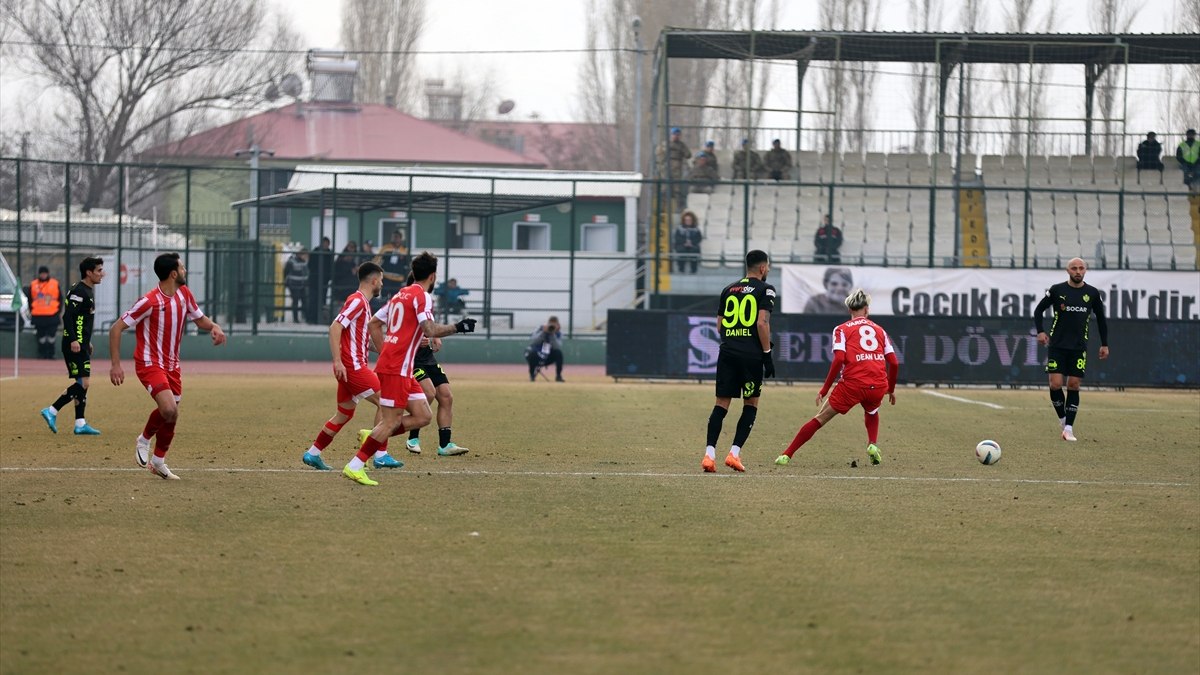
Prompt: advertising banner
<box><xmin>780</xmin><ymin>265</ymin><xmax>1200</xmax><ymax>320</ymax></box>
<box><xmin>606</xmin><ymin>310</ymin><xmax>1199</xmax><ymax>387</ymax></box>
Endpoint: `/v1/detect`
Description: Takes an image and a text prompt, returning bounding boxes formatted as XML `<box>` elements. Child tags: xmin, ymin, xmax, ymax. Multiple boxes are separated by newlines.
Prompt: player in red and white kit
<box><xmin>342</xmin><ymin>252</ymin><xmax>476</xmax><ymax>486</ymax></box>
<box><xmin>775</xmin><ymin>288</ymin><xmax>898</xmax><ymax>467</ymax></box>
<box><xmin>301</xmin><ymin>262</ymin><xmax>406</xmax><ymax>471</ymax></box>
<box><xmin>109</xmin><ymin>252</ymin><xmax>226</xmax><ymax>480</ymax></box>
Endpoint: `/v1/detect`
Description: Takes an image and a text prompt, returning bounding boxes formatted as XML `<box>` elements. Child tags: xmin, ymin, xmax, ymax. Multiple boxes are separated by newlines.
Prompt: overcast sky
<box><xmin>276</xmin><ymin>0</ymin><xmax>1187</xmax><ymax>122</ymax></box>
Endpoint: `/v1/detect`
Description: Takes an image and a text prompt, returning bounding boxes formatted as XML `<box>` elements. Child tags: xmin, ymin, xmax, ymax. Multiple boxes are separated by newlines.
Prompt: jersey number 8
<box><xmin>858</xmin><ymin>325</ymin><xmax>879</xmax><ymax>351</ymax></box>
<box><xmin>722</xmin><ymin>294</ymin><xmax>758</xmax><ymax>328</ymax></box>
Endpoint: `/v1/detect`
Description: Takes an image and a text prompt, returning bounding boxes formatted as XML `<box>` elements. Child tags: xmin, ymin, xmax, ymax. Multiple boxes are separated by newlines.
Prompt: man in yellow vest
<box><xmin>1177</xmin><ymin>128</ymin><xmax>1199</xmax><ymax>191</ymax></box>
<box><xmin>27</xmin><ymin>265</ymin><xmax>62</xmax><ymax>359</ymax></box>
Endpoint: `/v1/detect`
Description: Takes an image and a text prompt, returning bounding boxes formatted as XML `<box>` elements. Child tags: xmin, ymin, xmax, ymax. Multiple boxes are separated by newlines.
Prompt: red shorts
<box><xmin>378</xmin><ymin>374</ymin><xmax>426</xmax><ymax>409</ymax></box>
<box><xmin>337</xmin><ymin>366</ymin><xmax>380</xmax><ymax>403</ymax></box>
<box><xmin>136</xmin><ymin>365</ymin><xmax>182</xmax><ymax>401</ymax></box>
<box><xmin>827</xmin><ymin>380</ymin><xmax>885</xmax><ymax>415</ymax></box>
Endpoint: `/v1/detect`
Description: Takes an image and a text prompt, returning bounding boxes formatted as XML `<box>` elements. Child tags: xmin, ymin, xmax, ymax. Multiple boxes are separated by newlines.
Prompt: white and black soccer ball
<box><xmin>975</xmin><ymin>439</ymin><xmax>1002</xmax><ymax>465</ymax></box>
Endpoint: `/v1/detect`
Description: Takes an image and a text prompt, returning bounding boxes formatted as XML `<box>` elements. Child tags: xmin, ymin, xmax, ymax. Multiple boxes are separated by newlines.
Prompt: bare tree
<box><xmin>1091</xmin><ymin>0</ymin><xmax>1142</xmax><ymax>155</ymax></box>
<box><xmin>577</xmin><ymin>0</ymin><xmax>731</xmax><ymax>175</ymax></box>
<box><xmin>3</xmin><ymin>0</ymin><xmax>301</xmax><ymax>212</ymax></box>
<box><xmin>998</xmin><ymin>0</ymin><xmax>1057</xmax><ymax>155</ymax></box>
<box><xmin>341</xmin><ymin>0</ymin><xmax>425</xmax><ymax>110</ymax></box>
<box><xmin>956</xmin><ymin>0</ymin><xmax>985</xmax><ymax>154</ymax></box>
<box><xmin>813</xmin><ymin>0</ymin><xmax>880</xmax><ymax>154</ymax></box>
<box><xmin>1167</xmin><ymin>0</ymin><xmax>1200</xmax><ymax>136</ymax></box>
<box><xmin>707</xmin><ymin>0</ymin><xmax>781</xmax><ymax>153</ymax></box>
<box><xmin>908</xmin><ymin>0</ymin><xmax>942</xmax><ymax>153</ymax></box>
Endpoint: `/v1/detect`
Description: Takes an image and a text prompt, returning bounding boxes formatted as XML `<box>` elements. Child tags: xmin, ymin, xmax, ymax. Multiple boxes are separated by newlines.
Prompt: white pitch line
<box><xmin>922</xmin><ymin>390</ymin><xmax>1006</xmax><ymax>409</ymax></box>
<box><xmin>0</xmin><ymin>465</ymin><xmax>1191</xmax><ymax>488</ymax></box>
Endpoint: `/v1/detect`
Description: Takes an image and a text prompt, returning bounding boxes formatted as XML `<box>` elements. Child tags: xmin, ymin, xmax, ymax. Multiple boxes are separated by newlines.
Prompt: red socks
<box><xmin>864</xmin><ymin>412</ymin><xmax>880</xmax><ymax>444</ymax></box>
<box><xmin>142</xmin><ymin>409</ymin><xmax>164</xmax><ymax>439</ymax></box>
<box><xmin>356</xmin><ymin>435</ymin><xmax>384</xmax><ymax>462</ymax></box>
<box><xmin>784</xmin><ymin>419</ymin><xmax>823</xmax><ymax>458</ymax></box>
<box><xmin>154</xmin><ymin>422</ymin><xmax>175</xmax><ymax>457</ymax></box>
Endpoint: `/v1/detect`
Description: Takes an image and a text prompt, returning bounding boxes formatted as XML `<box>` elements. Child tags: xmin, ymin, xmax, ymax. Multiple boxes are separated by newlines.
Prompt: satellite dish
<box><xmin>280</xmin><ymin>73</ymin><xmax>303</xmax><ymax>98</ymax></box>
<box><xmin>498</xmin><ymin>99</ymin><xmax>515</xmax><ymax>115</ymax></box>
<box><xmin>264</xmin><ymin>83</ymin><xmax>279</xmax><ymax>102</ymax></box>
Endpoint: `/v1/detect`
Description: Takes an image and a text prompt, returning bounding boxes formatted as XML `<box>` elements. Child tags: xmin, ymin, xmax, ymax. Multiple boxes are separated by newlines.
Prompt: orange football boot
<box><xmin>701</xmin><ymin>455</ymin><xmax>717</xmax><ymax>473</ymax></box>
<box><xmin>724</xmin><ymin>453</ymin><xmax>745</xmax><ymax>472</ymax></box>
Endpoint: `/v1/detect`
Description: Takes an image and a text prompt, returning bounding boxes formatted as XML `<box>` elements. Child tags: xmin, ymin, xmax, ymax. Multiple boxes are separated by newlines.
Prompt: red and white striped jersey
<box><xmin>120</xmin><ymin>285</ymin><xmax>204</xmax><ymax>371</ymax></box>
<box><xmin>831</xmin><ymin>316</ymin><xmax>894</xmax><ymax>389</ymax></box>
<box><xmin>373</xmin><ymin>283</ymin><xmax>434</xmax><ymax>377</ymax></box>
<box><xmin>333</xmin><ymin>290</ymin><xmax>373</xmax><ymax>370</ymax></box>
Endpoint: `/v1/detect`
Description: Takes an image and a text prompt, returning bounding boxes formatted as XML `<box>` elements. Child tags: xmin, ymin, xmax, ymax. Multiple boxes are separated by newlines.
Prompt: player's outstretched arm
<box><xmin>419</xmin><ymin>317</ymin><xmax>476</xmax><ymax>339</ymax></box>
<box><xmin>109</xmin><ymin>321</ymin><xmax>128</xmax><ymax>386</ymax></box>
<box><xmin>886</xmin><ymin>352</ymin><xmax>900</xmax><ymax>405</ymax></box>
<box><xmin>194</xmin><ymin>316</ymin><xmax>226</xmax><ymax>346</ymax></box>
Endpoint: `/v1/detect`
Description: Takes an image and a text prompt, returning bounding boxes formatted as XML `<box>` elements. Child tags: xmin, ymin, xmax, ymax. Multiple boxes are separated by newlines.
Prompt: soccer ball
<box><xmin>975</xmin><ymin>440</ymin><xmax>1002</xmax><ymax>465</ymax></box>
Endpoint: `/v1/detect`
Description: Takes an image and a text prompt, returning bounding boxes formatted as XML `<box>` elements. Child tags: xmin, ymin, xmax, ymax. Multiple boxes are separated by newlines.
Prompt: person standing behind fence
<box><xmin>308</xmin><ymin>236</ymin><xmax>333</xmax><ymax>324</ymax></box>
<box><xmin>764</xmin><ymin>139</ymin><xmax>792</xmax><ymax>181</ymax></box>
<box><xmin>814</xmin><ymin>214</ymin><xmax>843</xmax><ymax>264</ymax></box>
<box><xmin>284</xmin><ymin>248</ymin><xmax>309</xmax><ymax>323</ymax></box>
<box><xmin>672</xmin><ymin>209</ymin><xmax>703</xmax><ymax>274</ymax></box>
<box><xmin>656</xmin><ymin>127</ymin><xmax>691</xmax><ymax>203</ymax></box>
<box><xmin>374</xmin><ymin>229</ymin><xmax>410</xmax><ymax>310</ymax></box>
<box><xmin>331</xmin><ymin>241</ymin><xmax>360</xmax><ymax>304</ymax></box>
<box><xmin>732</xmin><ymin>139</ymin><xmax>765</xmax><ymax>180</ymax></box>
<box><xmin>39</xmin><ymin>256</ymin><xmax>105</xmax><ymax>435</ymax></box>
<box><xmin>27</xmin><ymin>265</ymin><xmax>62</xmax><ymax>359</ymax></box>
<box><xmin>109</xmin><ymin>252</ymin><xmax>226</xmax><ymax>480</ymax></box>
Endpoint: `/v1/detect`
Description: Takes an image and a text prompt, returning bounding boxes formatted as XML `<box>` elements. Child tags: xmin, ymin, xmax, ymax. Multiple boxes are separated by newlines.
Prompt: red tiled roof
<box><xmin>461</xmin><ymin>120</ymin><xmax>620</xmax><ymax>171</ymax></box>
<box><xmin>143</xmin><ymin>103</ymin><xmax>543</xmax><ymax>168</ymax></box>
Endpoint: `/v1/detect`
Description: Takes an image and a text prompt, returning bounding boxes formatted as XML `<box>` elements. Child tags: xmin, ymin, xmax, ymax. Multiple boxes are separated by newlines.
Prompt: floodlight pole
<box><xmin>633</xmin><ymin>17</ymin><xmax>644</xmax><ymax>174</ymax></box>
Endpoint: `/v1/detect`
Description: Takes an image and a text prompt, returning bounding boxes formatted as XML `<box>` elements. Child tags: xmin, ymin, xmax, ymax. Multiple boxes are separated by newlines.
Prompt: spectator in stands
<box><xmin>525</xmin><ymin>316</ymin><xmax>565</xmax><ymax>382</ymax></box>
<box><xmin>673</xmin><ymin>210</ymin><xmax>704</xmax><ymax>274</ymax></box>
<box><xmin>656</xmin><ymin>127</ymin><xmax>691</xmax><ymax>181</ymax></box>
<box><xmin>284</xmin><ymin>248</ymin><xmax>309</xmax><ymax>323</ymax></box>
<box><xmin>331</xmin><ymin>241</ymin><xmax>360</xmax><ymax>303</ymax></box>
<box><xmin>700</xmin><ymin>140</ymin><xmax>719</xmax><ymax>174</ymax></box>
<box><xmin>804</xmin><ymin>267</ymin><xmax>854</xmax><ymax>315</ymax></box>
<box><xmin>307</xmin><ymin>236</ymin><xmax>333</xmax><ymax>324</ymax></box>
<box><xmin>765</xmin><ymin>139</ymin><xmax>792</xmax><ymax>181</ymax></box>
<box><xmin>1177</xmin><ymin>128</ymin><xmax>1199</xmax><ymax>190</ymax></box>
<box><xmin>689</xmin><ymin>153</ymin><xmax>719</xmax><ymax>193</ymax></box>
<box><xmin>361</xmin><ymin>239</ymin><xmax>375</xmax><ymax>257</ymax></box>
<box><xmin>814</xmin><ymin>214</ymin><xmax>844</xmax><ymax>264</ymax></box>
<box><xmin>732</xmin><ymin>139</ymin><xmax>765</xmax><ymax>180</ymax></box>
<box><xmin>1136</xmin><ymin>132</ymin><xmax>1164</xmax><ymax>173</ymax></box>
<box><xmin>434</xmin><ymin>278</ymin><xmax>470</xmax><ymax>318</ymax></box>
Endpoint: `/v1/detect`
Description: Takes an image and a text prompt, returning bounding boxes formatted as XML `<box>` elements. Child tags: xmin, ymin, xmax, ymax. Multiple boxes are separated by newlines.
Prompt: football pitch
<box><xmin>1</xmin><ymin>370</ymin><xmax>1197</xmax><ymax>674</ymax></box>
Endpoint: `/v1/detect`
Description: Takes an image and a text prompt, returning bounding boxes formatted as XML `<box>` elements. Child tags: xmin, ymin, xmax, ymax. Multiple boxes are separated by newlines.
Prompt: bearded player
<box><xmin>109</xmin><ymin>252</ymin><xmax>226</xmax><ymax>480</ymax></box>
<box><xmin>342</xmin><ymin>252</ymin><xmax>476</xmax><ymax>486</ymax></box>
<box><xmin>775</xmin><ymin>288</ymin><xmax>898</xmax><ymax>467</ymax></box>
<box><xmin>301</xmin><ymin>262</ymin><xmax>406</xmax><ymax>470</ymax></box>
<box><xmin>1032</xmin><ymin>257</ymin><xmax>1109</xmax><ymax>442</ymax></box>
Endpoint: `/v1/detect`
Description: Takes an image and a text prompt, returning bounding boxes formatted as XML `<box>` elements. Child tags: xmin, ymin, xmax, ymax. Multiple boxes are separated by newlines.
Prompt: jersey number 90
<box><xmin>722</xmin><ymin>294</ymin><xmax>758</xmax><ymax>328</ymax></box>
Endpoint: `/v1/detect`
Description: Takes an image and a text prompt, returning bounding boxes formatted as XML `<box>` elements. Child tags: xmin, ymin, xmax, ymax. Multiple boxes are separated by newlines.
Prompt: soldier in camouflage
<box><xmin>689</xmin><ymin>153</ymin><xmax>719</xmax><ymax>194</ymax></box>
<box><xmin>732</xmin><ymin>139</ymin><xmax>765</xmax><ymax>180</ymax></box>
<box><xmin>764</xmin><ymin>139</ymin><xmax>793</xmax><ymax>181</ymax></box>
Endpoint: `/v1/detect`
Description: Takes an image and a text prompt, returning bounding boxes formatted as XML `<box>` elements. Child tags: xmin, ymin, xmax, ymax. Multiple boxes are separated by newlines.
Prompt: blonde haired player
<box><xmin>775</xmin><ymin>288</ymin><xmax>898</xmax><ymax>467</ymax></box>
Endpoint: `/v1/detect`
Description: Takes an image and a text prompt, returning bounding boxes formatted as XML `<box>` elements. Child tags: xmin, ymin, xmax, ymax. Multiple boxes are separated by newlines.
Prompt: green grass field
<box><xmin>1</xmin><ymin>371</ymin><xmax>1198</xmax><ymax>674</ymax></box>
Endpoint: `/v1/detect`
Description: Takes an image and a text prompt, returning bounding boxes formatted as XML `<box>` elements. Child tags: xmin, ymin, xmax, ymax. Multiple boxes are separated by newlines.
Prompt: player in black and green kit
<box><xmin>40</xmin><ymin>256</ymin><xmax>105</xmax><ymax>435</ymax></box>
<box><xmin>406</xmin><ymin>336</ymin><xmax>469</xmax><ymax>456</ymax></box>
<box><xmin>1033</xmin><ymin>257</ymin><xmax>1110</xmax><ymax>442</ymax></box>
<box><xmin>701</xmin><ymin>249</ymin><xmax>776</xmax><ymax>472</ymax></box>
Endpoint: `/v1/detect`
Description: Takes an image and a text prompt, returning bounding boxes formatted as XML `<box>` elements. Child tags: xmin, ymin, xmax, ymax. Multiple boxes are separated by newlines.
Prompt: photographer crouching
<box><xmin>525</xmin><ymin>315</ymin><xmax>565</xmax><ymax>382</ymax></box>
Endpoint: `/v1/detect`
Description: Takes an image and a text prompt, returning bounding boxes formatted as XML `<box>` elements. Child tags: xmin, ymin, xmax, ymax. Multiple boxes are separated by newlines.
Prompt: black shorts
<box><xmin>62</xmin><ymin>348</ymin><xmax>91</xmax><ymax>379</ymax></box>
<box><xmin>413</xmin><ymin>361</ymin><xmax>449</xmax><ymax>388</ymax></box>
<box><xmin>715</xmin><ymin>351</ymin><xmax>764</xmax><ymax>399</ymax></box>
<box><xmin>1046</xmin><ymin>347</ymin><xmax>1087</xmax><ymax>378</ymax></box>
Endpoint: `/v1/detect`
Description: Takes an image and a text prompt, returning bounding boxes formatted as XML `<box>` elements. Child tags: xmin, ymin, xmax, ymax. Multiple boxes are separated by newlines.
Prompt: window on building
<box><xmin>514</xmin><ymin>222</ymin><xmax>550</xmax><ymax>250</ymax></box>
<box><xmin>581</xmin><ymin>223</ymin><xmax>618</xmax><ymax>252</ymax></box>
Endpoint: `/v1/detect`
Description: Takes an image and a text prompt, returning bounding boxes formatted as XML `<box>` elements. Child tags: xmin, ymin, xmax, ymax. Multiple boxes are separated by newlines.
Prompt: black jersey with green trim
<box><xmin>61</xmin><ymin>281</ymin><xmax>96</xmax><ymax>348</ymax></box>
<box><xmin>1033</xmin><ymin>281</ymin><xmax>1108</xmax><ymax>352</ymax></box>
<box><xmin>717</xmin><ymin>276</ymin><xmax>776</xmax><ymax>358</ymax></box>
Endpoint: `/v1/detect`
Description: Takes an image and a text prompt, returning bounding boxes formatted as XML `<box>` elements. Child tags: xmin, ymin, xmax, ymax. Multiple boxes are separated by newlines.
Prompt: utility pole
<box><xmin>234</xmin><ymin>133</ymin><xmax>276</xmax><ymax>239</ymax></box>
<box><xmin>633</xmin><ymin>16</ymin><xmax>644</xmax><ymax>175</ymax></box>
